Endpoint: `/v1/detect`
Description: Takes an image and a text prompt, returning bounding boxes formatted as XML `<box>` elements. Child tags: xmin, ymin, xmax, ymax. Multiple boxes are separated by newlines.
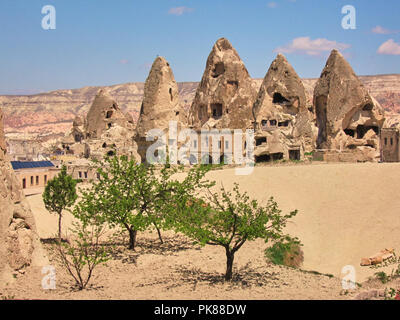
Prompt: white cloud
<box><xmin>168</xmin><ymin>7</ymin><xmax>194</xmax><ymax>16</ymax></box>
<box><xmin>274</xmin><ymin>37</ymin><xmax>350</xmax><ymax>56</ymax></box>
<box><xmin>372</xmin><ymin>26</ymin><xmax>400</xmax><ymax>35</ymax></box>
<box><xmin>377</xmin><ymin>39</ymin><xmax>400</xmax><ymax>55</ymax></box>
<box><xmin>267</xmin><ymin>2</ymin><xmax>278</xmax><ymax>8</ymax></box>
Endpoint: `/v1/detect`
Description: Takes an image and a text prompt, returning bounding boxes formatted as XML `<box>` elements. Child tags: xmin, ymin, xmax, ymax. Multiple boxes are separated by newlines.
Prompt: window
<box><xmin>193</xmin><ymin>140</ymin><xmax>197</xmax><ymax>148</ymax></box>
<box><xmin>106</xmin><ymin>111</ymin><xmax>113</xmax><ymax>119</ymax></box>
<box><xmin>31</xmin><ymin>176</ymin><xmax>34</xmax><ymax>186</ymax></box>
<box><xmin>289</xmin><ymin>150</ymin><xmax>301</xmax><ymax>161</ymax></box>
<box><xmin>79</xmin><ymin>171</ymin><xmax>82</xmax><ymax>178</ymax></box>
<box><xmin>384</xmin><ymin>138</ymin><xmax>388</xmax><ymax>145</ymax></box>
<box><xmin>256</xmin><ymin>137</ymin><xmax>267</xmax><ymax>146</ymax></box>
<box><xmin>391</xmin><ymin>138</ymin><xmax>393</xmax><ymax>146</ymax></box>
<box><xmin>22</xmin><ymin>178</ymin><xmax>26</xmax><ymax>189</ymax></box>
<box><xmin>278</xmin><ymin>121</ymin><xmax>290</xmax><ymax>127</ymax></box>
<box><xmin>225</xmin><ymin>141</ymin><xmax>229</xmax><ymax>149</ymax></box>
<box><xmin>269</xmin><ymin>120</ymin><xmax>277</xmax><ymax>126</ymax></box>
<box><xmin>36</xmin><ymin>176</ymin><xmax>39</xmax><ymax>185</ymax></box>
<box><xmin>211</xmin><ymin>103</ymin><xmax>223</xmax><ymax>119</ymax></box>
<box><xmin>212</xmin><ymin>62</ymin><xmax>225</xmax><ymax>78</ymax></box>
<box><xmin>44</xmin><ymin>175</ymin><xmax>47</xmax><ymax>184</ymax></box>
<box><xmin>273</xmin><ymin>93</ymin><xmax>290</xmax><ymax>104</ymax></box>
<box><xmin>84</xmin><ymin>172</ymin><xmax>88</xmax><ymax>179</ymax></box>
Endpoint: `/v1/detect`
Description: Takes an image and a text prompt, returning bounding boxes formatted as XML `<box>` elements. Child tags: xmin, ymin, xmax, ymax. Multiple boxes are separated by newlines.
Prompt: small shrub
<box><xmin>265</xmin><ymin>239</ymin><xmax>303</xmax><ymax>268</ymax></box>
<box><xmin>375</xmin><ymin>271</ymin><xmax>390</xmax><ymax>284</ymax></box>
<box><xmin>54</xmin><ymin>222</ymin><xmax>111</xmax><ymax>290</ymax></box>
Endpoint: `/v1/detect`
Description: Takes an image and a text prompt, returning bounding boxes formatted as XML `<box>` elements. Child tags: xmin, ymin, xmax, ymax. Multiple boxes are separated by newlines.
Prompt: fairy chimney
<box><xmin>188</xmin><ymin>38</ymin><xmax>258</xmax><ymax>131</ymax></box>
<box><xmin>314</xmin><ymin>49</ymin><xmax>385</xmax><ymax>161</ymax></box>
<box><xmin>252</xmin><ymin>54</ymin><xmax>316</xmax><ymax>161</ymax></box>
<box><xmin>135</xmin><ymin>56</ymin><xmax>186</xmax><ymax>161</ymax></box>
<box><xmin>85</xmin><ymin>89</ymin><xmax>131</xmax><ymax>139</ymax></box>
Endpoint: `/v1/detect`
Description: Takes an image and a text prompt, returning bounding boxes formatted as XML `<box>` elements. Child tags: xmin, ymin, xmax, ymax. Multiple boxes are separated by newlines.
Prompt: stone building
<box><xmin>11</xmin><ymin>160</ymin><xmax>59</xmax><ymax>193</ymax></box>
<box><xmin>64</xmin><ymin>159</ymin><xmax>99</xmax><ymax>182</ymax></box>
<box><xmin>380</xmin><ymin>128</ymin><xmax>400</xmax><ymax>162</ymax></box>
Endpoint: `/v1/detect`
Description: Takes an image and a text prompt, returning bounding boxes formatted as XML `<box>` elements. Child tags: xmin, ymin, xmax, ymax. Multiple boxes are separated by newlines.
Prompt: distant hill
<box><xmin>1</xmin><ymin>74</ymin><xmax>399</xmax><ymax>135</ymax></box>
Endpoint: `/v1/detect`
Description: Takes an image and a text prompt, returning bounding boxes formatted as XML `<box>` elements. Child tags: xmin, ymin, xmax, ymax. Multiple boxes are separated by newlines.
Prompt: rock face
<box><xmin>135</xmin><ymin>56</ymin><xmax>187</xmax><ymax>162</ymax></box>
<box><xmin>60</xmin><ymin>90</ymin><xmax>140</xmax><ymax>161</ymax></box>
<box><xmin>253</xmin><ymin>54</ymin><xmax>316</xmax><ymax>162</ymax></box>
<box><xmin>0</xmin><ymin>108</ymin><xmax>47</xmax><ymax>283</ymax></box>
<box><xmin>188</xmin><ymin>38</ymin><xmax>258</xmax><ymax>131</ymax></box>
<box><xmin>314</xmin><ymin>50</ymin><xmax>385</xmax><ymax>161</ymax></box>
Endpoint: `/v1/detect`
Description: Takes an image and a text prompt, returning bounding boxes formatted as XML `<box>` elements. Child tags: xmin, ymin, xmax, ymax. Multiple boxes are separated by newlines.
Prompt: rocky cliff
<box><xmin>0</xmin><ymin>107</ymin><xmax>47</xmax><ymax>284</ymax></box>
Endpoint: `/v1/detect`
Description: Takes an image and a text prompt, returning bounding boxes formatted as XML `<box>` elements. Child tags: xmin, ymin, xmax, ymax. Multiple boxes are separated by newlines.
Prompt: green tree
<box><xmin>42</xmin><ymin>165</ymin><xmax>78</xmax><ymax>240</ymax></box>
<box><xmin>171</xmin><ymin>183</ymin><xmax>299</xmax><ymax>281</ymax></box>
<box><xmin>74</xmin><ymin>155</ymin><xmax>212</xmax><ymax>250</ymax></box>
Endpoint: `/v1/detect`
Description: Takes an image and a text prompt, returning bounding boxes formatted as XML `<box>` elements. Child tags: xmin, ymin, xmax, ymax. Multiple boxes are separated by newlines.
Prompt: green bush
<box><xmin>265</xmin><ymin>239</ymin><xmax>303</xmax><ymax>268</ymax></box>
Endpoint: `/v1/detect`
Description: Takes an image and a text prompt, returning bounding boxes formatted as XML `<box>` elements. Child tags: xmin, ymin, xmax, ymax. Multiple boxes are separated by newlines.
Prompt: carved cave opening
<box><xmin>256</xmin><ymin>137</ymin><xmax>267</xmax><ymax>146</ymax></box>
<box><xmin>256</xmin><ymin>154</ymin><xmax>270</xmax><ymax>163</ymax></box>
<box><xmin>273</xmin><ymin>92</ymin><xmax>290</xmax><ymax>104</ymax></box>
<box><xmin>289</xmin><ymin>149</ymin><xmax>300</xmax><ymax>161</ymax></box>
<box><xmin>344</xmin><ymin>129</ymin><xmax>355</xmax><ymax>137</ymax></box>
<box><xmin>269</xmin><ymin>120</ymin><xmax>277</xmax><ymax>127</ymax></box>
<box><xmin>271</xmin><ymin>153</ymin><xmax>284</xmax><ymax>161</ymax></box>
<box><xmin>106</xmin><ymin>111</ymin><xmax>113</xmax><ymax>119</ymax></box>
<box><xmin>356</xmin><ymin>125</ymin><xmax>379</xmax><ymax>139</ymax></box>
<box><xmin>212</xmin><ymin>62</ymin><xmax>225</xmax><ymax>78</ymax></box>
<box><xmin>362</xmin><ymin>104</ymin><xmax>373</xmax><ymax>111</ymax></box>
<box><xmin>278</xmin><ymin>120</ymin><xmax>290</xmax><ymax>127</ymax></box>
<box><xmin>211</xmin><ymin>103</ymin><xmax>223</xmax><ymax>119</ymax></box>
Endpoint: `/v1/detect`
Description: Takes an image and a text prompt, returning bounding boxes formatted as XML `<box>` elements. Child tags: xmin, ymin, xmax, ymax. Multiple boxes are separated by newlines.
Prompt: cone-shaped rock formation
<box><xmin>252</xmin><ymin>54</ymin><xmax>316</xmax><ymax>162</ymax></box>
<box><xmin>135</xmin><ymin>56</ymin><xmax>186</xmax><ymax>162</ymax></box>
<box><xmin>314</xmin><ymin>49</ymin><xmax>385</xmax><ymax>161</ymax></box>
<box><xmin>188</xmin><ymin>38</ymin><xmax>257</xmax><ymax>130</ymax></box>
<box><xmin>60</xmin><ymin>89</ymin><xmax>139</xmax><ymax>161</ymax></box>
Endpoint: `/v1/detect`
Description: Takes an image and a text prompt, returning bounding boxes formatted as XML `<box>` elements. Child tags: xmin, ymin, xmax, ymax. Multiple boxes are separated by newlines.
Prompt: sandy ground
<box><xmin>204</xmin><ymin>162</ymin><xmax>400</xmax><ymax>284</ymax></box>
<box><xmin>2</xmin><ymin>162</ymin><xmax>400</xmax><ymax>300</ymax></box>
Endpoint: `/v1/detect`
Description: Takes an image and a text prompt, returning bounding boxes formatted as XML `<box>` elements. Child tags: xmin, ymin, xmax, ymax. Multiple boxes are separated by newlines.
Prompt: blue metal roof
<box><xmin>11</xmin><ymin>161</ymin><xmax>55</xmax><ymax>170</ymax></box>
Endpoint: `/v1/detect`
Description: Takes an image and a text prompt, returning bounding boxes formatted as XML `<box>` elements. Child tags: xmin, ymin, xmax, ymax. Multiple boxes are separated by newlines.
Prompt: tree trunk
<box><xmin>225</xmin><ymin>249</ymin><xmax>235</xmax><ymax>281</ymax></box>
<box><xmin>128</xmin><ymin>228</ymin><xmax>137</xmax><ymax>250</ymax></box>
<box><xmin>58</xmin><ymin>213</ymin><xmax>62</xmax><ymax>241</ymax></box>
<box><xmin>154</xmin><ymin>223</ymin><xmax>163</xmax><ymax>244</ymax></box>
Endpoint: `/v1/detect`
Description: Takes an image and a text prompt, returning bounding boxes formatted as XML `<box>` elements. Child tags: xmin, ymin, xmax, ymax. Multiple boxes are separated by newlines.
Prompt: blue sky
<box><xmin>0</xmin><ymin>0</ymin><xmax>399</xmax><ymax>95</ymax></box>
